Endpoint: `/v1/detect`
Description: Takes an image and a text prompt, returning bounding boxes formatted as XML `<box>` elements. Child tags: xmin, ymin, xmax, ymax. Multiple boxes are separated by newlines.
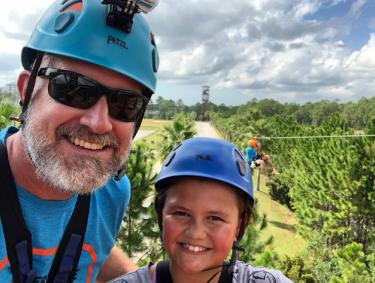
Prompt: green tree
<box><xmin>288</xmin><ymin>114</ymin><xmax>375</xmax><ymax>271</ymax></box>
<box><xmin>239</xmin><ymin>200</ymin><xmax>273</xmax><ymax>263</ymax></box>
<box><xmin>0</xmin><ymin>99</ymin><xmax>19</xmax><ymax>129</ymax></box>
<box><xmin>158</xmin><ymin>113</ymin><xmax>196</xmax><ymax>160</ymax></box>
<box><xmin>331</xmin><ymin>242</ymin><xmax>373</xmax><ymax>283</ymax></box>
<box><xmin>158</xmin><ymin>98</ymin><xmax>177</xmax><ymax>120</ymax></box>
<box><xmin>116</xmin><ymin>142</ymin><xmax>160</xmax><ymax>259</ymax></box>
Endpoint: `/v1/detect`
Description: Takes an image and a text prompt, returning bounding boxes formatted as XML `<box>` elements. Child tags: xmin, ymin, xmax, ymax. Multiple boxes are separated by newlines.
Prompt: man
<box><xmin>246</xmin><ymin>138</ymin><xmax>278</xmax><ymax>176</ymax></box>
<box><xmin>0</xmin><ymin>0</ymin><xmax>159</xmax><ymax>282</ymax></box>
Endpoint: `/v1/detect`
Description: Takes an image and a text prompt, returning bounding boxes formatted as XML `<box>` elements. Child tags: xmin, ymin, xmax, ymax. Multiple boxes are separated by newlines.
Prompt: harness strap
<box><xmin>155</xmin><ymin>260</ymin><xmax>173</xmax><ymax>283</ymax></box>
<box><xmin>0</xmin><ymin>141</ymin><xmax>34</xmax><ymax>283</ymax></box>
<box><xmin>0</xmin><ymin>140</ymin><xmax>91</xmax><ymax>283</ymax></box>
<box><xmin>47</xmin><ymin>194</ymin><xmax>90</xmax><ymax>283</ymax></box>
<box><xmin>218</xmin><ymin>263</ymin><xmax>233</xmax><ymax>283</ymax></box>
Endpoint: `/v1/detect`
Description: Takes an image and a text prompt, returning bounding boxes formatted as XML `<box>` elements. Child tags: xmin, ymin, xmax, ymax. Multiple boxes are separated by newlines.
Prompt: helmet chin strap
<box><xmin>18</xmin><ymin>52</ymin><xmax>44</xmax><ymax>124</ymax></box>
<box><xmin>114</xmin><ymin>96</ymin><xmax>150</xmax><ymax>180</ymax></box>
<box><xmin>202</xmin><ymin>240</ymin><xmax>244</xmax><ymax>283</ymax></box>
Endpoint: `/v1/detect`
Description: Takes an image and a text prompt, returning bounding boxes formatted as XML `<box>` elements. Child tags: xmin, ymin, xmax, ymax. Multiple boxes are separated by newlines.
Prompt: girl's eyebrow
<box><xmin>206</xmin><ymin>209</ymin><xmax>230</xmax><ymax>217</ymax></box>
<box><xmin>165</xmin><ymin>203</ymin><xmax>189</xmax><ymax>210</ymax></box>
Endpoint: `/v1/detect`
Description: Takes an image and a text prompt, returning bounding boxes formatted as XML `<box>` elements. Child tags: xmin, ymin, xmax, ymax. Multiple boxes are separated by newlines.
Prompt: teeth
<box><xmin>70</xmin><ymin>137</ymin><xmax>104</xmax><ymax>150</ymax></box>
<box><xmin>183</xmin><ymin>244</ymin><xmax>207</xmax><ymax>253</ymax></box>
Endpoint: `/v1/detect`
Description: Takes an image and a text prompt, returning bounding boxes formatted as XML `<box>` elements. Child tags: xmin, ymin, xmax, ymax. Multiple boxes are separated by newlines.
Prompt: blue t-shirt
<box><xmin>0</xmin><ymin>127</ymin><xmax>130</xmax><ymax>282</ymax></box>
<box><xmin>245</xmin><ymin>146</ymin><xmax>256</xmax><ymax>161</ymax></box>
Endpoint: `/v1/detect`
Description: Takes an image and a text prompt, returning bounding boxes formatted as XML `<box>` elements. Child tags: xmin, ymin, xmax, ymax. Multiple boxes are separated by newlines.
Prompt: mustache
<box><xmin>56</xmin><ymin>124</ymin><xmax>119</xmax><ymax>149</ymax></box>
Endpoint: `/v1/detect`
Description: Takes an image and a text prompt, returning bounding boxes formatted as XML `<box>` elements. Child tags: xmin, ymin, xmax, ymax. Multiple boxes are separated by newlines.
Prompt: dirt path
<box><xmin>194</xmin><ymin>121</ymin><xmax>221</xmax><ymax>138</ymax></box>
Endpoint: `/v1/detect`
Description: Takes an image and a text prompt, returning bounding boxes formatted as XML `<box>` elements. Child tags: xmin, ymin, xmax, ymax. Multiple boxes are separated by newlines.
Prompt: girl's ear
<box><xmin>17</xmin><ymin>70</ymin><xmax>31</xmax><ymax>105</ymax></box>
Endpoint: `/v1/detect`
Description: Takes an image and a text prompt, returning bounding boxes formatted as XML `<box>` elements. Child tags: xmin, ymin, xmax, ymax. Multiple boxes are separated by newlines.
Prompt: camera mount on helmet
<box><xmin>102</xmin><ymin>0</ymin><xmax>158</xmax><ymax>33</ymax></box>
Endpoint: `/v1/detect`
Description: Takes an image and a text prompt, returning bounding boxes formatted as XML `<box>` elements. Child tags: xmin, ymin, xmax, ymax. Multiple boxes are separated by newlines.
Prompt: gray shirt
<box><xmin>108</xmin><ymin>261</ymin><xmax>293</xmax><ymax>283</ymax></box>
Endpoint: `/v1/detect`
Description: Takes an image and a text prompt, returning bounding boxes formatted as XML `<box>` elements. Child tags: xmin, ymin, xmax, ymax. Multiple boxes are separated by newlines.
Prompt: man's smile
<box><xmin>68</xmin><ymin>136</ymin><xmax>106</xmax><ymax>150</ymax></box>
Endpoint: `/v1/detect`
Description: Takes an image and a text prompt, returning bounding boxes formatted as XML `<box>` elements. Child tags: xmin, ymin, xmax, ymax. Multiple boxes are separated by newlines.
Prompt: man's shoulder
<box><xmin>94</xmin><ymin>175</ymin><xmax>131</xmax><ymax>203</ymax></box>
<box><xmin>92</xmin><ymin>175</ymin><xmax>131</xmax><ymax>215</ymax></box>
<box><xmin>234</xmin><ymin>261</ymin><xmax>293</xmax><ymax>283</ymax></box>
<box><xmin>102</xmin><ymin>175</ymin><xmax>131</xmax><ymax>192</ymax></box>
<box><xmin>0</xmin><ymin>126</ymin><xmax>18</xmax><ymax>141</ymax></box>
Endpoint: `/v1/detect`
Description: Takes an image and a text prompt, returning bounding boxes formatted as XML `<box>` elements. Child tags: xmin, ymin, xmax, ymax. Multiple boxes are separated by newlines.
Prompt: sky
<box><xmin>1</xmin><ymin>0</ymin><xmax>375</xmax><ymax>106</ymax></box>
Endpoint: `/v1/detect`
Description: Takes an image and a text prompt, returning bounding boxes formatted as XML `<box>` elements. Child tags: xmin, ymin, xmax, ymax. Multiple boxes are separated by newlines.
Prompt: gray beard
<box><xmin>21</xmin><ymin>106</ymin><xmax>129</xmax><ymax>195</ymax></box>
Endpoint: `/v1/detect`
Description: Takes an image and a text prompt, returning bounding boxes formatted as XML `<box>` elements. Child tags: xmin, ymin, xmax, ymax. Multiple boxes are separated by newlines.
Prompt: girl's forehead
<box><xmin>165</xmin><ymin>178</ymin><xmax>240</xmax><ymax>211</ymax></box>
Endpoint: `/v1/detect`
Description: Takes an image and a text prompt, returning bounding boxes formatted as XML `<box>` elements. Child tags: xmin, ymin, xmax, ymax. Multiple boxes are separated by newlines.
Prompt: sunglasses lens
<box><xmin>108</xmin><ymin>92</ymin><xmax>145</xmax><ymax>121</ymax></box>
<box><xmin>48</xmin><ymin>73</ymin><xmax>100</xmax><ymax>109</ymax></box>
<box><xmin>44</xmin><ymin>68</ymin><xmax>146</xmax><ymax>122</ymax></box>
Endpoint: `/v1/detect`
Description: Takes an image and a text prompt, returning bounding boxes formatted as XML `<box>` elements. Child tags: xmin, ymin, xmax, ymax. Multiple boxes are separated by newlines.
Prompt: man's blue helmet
<box><xmin>156</xmin><ymin>137</ymin><xmax>254</xmax><ymax>203</ymax></box>
<box><xmin>21</xmin><ymin>0</ymin><xmax>158</xmax><ymax>94</ymax></box>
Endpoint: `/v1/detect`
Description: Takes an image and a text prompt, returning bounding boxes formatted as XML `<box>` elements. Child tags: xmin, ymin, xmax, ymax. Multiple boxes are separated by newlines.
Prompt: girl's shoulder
<box><xmin>233</xmin><ymin>261</ymin><xmax>293</xmax><ymax>283</ymax></box>
<box><xmin>107</xmin><ymin>263</ymin><xmax>153</xmax><ymax>283</ymax></box>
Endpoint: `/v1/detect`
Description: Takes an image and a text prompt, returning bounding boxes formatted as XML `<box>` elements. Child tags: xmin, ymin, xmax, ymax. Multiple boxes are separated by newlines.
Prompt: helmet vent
<box><xmin>236</xmin><ymin>160</ymin><xmax>246</xmax><ymax>176</ymax></box>
<box><xmin>234</xmin><ymin>149</ymin><xmax>247</xmax><ymax>176</ymax></box>
<box><xmin>55</xmin><ymin>12</ymin><xmax>75</xmax><ymax>33</ymax></box>
<box><xmin>163</xmin><ymin>152</ymin><xmax>175</xmax><ymax>167</ymax></box>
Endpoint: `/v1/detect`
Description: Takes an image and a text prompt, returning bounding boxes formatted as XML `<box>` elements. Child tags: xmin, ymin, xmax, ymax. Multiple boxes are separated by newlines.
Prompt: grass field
<box><xmin>136</xmin><ymin>119</ymin><xmax>169</xmax><ymax>147</ymax></box>
<box><xmin>139</xmin><ymin>119</ymin><xmax>171</xmax><ymax>130</ymax></box>
<box><xmin>254</xmin><ymin>172</ymin><xmax>306</xmax><ymax>257</ymax></box>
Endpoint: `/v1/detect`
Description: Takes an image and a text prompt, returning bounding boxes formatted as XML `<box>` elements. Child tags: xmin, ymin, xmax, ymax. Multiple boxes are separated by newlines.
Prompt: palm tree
<box><xmin>158</xmin><ymin>113</ymin><xmax>197</xmax><ymax>160</ymax></box>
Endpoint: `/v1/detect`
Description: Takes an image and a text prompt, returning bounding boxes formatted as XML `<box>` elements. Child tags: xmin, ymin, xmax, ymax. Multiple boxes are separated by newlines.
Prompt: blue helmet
<box><xmin>21</xmin><ymin>0</ymin><xmax>158</xmax><ymax>94</ymax></box>
<box><xmin>156</xmin><ymin>137</ymin><xmax>254</xmax><ymax>203</ymax></box>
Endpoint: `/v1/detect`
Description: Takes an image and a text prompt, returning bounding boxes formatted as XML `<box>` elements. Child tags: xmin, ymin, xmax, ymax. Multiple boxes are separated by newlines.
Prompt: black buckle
<box><xmin>102</xmin><ymin>0</ymin><xmax>139</xmax><ymax>33</ymax></box>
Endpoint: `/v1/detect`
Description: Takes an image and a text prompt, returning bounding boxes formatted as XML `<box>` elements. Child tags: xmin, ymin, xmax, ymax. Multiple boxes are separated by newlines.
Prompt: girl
<box><xmin>110</xmin><ymin>137</ymin><xmax>292</xmax><ymax>283</ymax></box>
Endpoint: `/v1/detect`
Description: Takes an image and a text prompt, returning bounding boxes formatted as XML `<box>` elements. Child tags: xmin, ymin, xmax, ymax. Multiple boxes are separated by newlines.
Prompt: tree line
<box><xmin>1</xmin><ymin>90</ymin><xmax>374</xmax><ymax>282</ymax></box>
<box><xmin>146</xmin><ymin>95</ymin><xmax>375</xmax><ymax>131</ymax></box>
<box><xmin>211</xmin><ymin>99</ymin><xmax>375</xmax><ymax>282</ymax></box>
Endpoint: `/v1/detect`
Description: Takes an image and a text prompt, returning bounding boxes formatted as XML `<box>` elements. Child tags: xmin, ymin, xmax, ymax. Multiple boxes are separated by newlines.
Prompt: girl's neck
<box><xmin>169</xmin><ymin>263</ymin><xmax>222</xmax><ymax>283</ymax></box>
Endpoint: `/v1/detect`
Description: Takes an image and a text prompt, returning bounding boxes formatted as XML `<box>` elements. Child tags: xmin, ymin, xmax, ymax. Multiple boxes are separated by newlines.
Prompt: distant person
<box><xmin>109</xmin><ymin>137</ymin><xmax>292</xmax><ymax>283</ymax></box>
<box><xmin>246</xmin><ymin>138</ymin><xmax>278</xmax><ymax>176</ymax></box>
<box><xmin>0</xmin><ymin>0</ymin><xmax>159</xmax><ymax>282</ymax></box>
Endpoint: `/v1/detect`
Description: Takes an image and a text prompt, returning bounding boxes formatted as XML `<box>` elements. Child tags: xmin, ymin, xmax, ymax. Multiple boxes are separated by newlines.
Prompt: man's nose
<box><xmin>79</xmin><ymin>96</ymin><xmax>112</xmax><ymax>134</ymax></box>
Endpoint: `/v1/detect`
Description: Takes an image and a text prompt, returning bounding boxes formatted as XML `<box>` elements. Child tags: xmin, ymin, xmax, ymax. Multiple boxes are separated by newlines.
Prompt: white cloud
<box><xmin>345</xmin><ymin>33</ymin><xmax>375</xmax><ymax>70</ymax></box>
<box><xmin>1</xmin><ymin>0</ymin><xmax>374</xmax><ymax>104</ymax></box>
<box><xmin>149</xmin><ymin>0</ymin><xmax>374</xmax><ymax>102</ymax></box>
<box><xmin>348</xmin><ymin>0</ymin><xmax>367</xmax><ymax>18</ymax></box>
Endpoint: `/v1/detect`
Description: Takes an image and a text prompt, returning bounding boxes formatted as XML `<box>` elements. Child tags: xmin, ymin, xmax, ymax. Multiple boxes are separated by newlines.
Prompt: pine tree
<box><xmin>116</xmin><ymin>142</ymin><xmax>160</xmax><ymax>260</ymax></box>
<box><xmin>288</xmin><ymin>114</ymin><xmax>375</xmax><ymax>276</ymax></box>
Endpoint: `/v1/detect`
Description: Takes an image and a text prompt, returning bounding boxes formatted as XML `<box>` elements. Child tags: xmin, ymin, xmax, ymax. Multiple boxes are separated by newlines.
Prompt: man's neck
<box><xmin>6</xmin><ymin>131</ymin><xmax>73</xmax><ymax>200</ymax></box>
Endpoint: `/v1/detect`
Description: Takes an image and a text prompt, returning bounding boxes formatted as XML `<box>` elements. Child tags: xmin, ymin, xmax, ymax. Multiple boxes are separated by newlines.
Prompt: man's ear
<box><xmin>17</xmin><ymin>70</ymin><xmax>31</xmax><ymax>105</ymax></box>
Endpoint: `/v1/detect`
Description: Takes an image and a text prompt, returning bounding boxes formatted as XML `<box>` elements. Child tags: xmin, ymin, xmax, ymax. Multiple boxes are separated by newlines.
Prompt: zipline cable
<box><xmin>258</xmin><ymin>134</ymin><xmax>375</xmax><ymax>140</ymax></box>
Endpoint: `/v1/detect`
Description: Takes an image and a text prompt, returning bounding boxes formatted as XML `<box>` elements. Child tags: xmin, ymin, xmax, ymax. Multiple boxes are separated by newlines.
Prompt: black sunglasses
<box><xmin>37</xmin><ymin>67</ymin><xmax>148</xmax><ymax>122</ymax></box>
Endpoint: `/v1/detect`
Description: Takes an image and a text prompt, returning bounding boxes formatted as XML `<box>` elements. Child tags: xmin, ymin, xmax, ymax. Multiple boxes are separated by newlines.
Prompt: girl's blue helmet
<box><xmin>156</xmin><ymin>137</ymin><xmax>254</xmax><ymax>203</ymax></box>
<box><xmin>21</xmin><ymin>0</ymin><xmax>158</xmax><ymax>94</ymax></box>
